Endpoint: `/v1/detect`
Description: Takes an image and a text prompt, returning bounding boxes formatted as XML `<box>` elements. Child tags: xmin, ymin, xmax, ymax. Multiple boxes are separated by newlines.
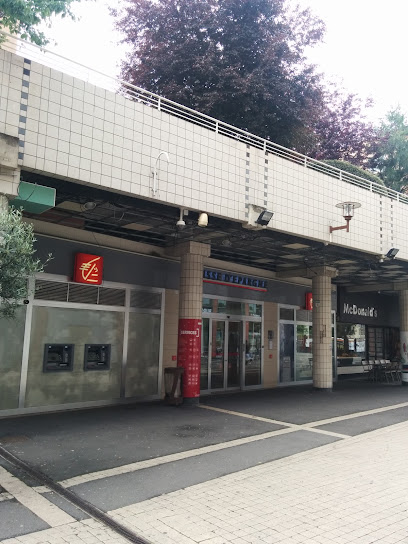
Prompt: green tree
<box><xmin>0</xmin><ymin>202</ymin><xmax>47</xmax><ymax>318</ymax></box>
<box><xmin>304</xmin><ymin>85</ymin><xmax>378</xmax><ymax>167</ymax></box>
<box><xmin>113</xmin><ymin>0</ymin><xmax>326</xmax><ymax>149</ymax></box>
<box><xmin>370</xmin><ymin>108</ymin><xmax>408</xmax><ymax>192</ymax></box>
<box><xmin>0</xmin><ymin>0</ymin><xmax>80</xmax><ymax>45</ymax></box>
<box><xmin>113</xmin><ymin>0</ymin><xmax>379</xmax><ymax>159</ymax></box>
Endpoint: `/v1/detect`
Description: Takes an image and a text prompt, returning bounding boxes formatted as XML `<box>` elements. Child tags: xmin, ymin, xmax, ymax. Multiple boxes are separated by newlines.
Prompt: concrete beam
<box><xmin>347</xmin><ymin>281</ymin><xmax>408</xmax><ymax>293</ymax></box>
<box><xmin>276</xmin><ymin>266</ymin><xmax>337</xmax><ymax>279</ymax></box>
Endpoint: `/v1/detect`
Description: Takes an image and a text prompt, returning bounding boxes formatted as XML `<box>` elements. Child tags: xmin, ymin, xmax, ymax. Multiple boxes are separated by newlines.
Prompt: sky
<box><xmin>38</xmin><ymin>0</ymin><xmax>408</xmax><ymax>124</ymax></box>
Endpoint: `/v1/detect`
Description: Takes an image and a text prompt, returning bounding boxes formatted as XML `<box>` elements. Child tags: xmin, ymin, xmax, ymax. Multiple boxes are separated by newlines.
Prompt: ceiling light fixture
<box><xmin>329</xmin><ymin>202</ymin><xmax>361</xmax><ymax>233</ymax></box>
<box><xmin>83</xmin><ymin>201</ymin><xmax>96</xmax><ymax>211</ymax></box>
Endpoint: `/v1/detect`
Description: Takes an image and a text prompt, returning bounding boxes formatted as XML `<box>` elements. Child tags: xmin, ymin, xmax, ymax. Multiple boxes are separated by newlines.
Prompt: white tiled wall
<box><xmin>1</xmin><ymin>48</ymin><xmax>407</xmax><ymax>261</ymax></box>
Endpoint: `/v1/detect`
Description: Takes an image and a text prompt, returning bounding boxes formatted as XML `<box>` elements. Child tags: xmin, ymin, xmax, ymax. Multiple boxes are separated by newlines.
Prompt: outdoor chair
<box><xmin>361</xmin><ymin>359</ymin><xmax>373</xmax><ymax>381</ymax></box>
<box><xmin>381</xmin><ymin>359</ymin><xmax>394</xmax><ymax>383</ymax></box>
<box><xmin>391</xmin><ymin>361</ymin><xmax>402</xmax><ymax>382</ymax></box>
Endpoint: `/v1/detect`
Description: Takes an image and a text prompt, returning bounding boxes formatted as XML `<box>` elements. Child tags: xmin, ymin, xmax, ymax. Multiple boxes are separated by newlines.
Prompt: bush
<box><xmin>0</xmin><ymin>206</ymin><xmax>49</xmax><ymax>318</ymax></box>
<box><xmin>321</xmin><ymin>159</ymin><xmax>384</xmax><ymax>186</ymax></box>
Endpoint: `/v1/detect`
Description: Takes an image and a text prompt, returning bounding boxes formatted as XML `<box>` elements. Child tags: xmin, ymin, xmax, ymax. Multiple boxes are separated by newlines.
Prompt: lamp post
<box><xmin>329</xmin><ymin>202</ymin><xmax>361</xmax><ymax>233</ymax></box>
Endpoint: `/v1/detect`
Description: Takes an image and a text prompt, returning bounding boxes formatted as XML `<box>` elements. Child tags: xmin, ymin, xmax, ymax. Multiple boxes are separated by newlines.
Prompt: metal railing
<box><xmin>2</xmin><ymin>31</ymin><xmax>407</xmax><ymax>205</ymax></box>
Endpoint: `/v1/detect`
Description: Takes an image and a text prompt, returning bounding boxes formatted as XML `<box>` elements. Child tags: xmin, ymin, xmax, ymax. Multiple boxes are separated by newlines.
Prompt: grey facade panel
<box><xmin>34</xmin><ymin>236</ymin><xmax>180</xmax><ymax>289</ymax></box>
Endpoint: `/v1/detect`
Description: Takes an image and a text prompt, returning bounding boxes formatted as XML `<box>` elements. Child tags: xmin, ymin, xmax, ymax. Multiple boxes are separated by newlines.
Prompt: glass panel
<box><xmin>245</xmin><ymin>303</ymin><xmax>262</xmax><ymax>317</ymax></box>
<box><xmin>126</xmin><ymin>313</ymin><xmax>161</xmax><ymax>397</ymax></box>
<box><xmin>26</xmin><ymin>307</ymin><xmax>124</xmax><ymax>407</ymax></box>
<box><xmin>367</xmin><ymin>327</ymin><xmax>376</xmax><ymax>359</ymax></box>
<box><xmin>375</xmin><ymin>328</ymin><xmax>384</xmax><ymax>359</ymax></box>
<box><xmin>202</xmin><ymin>298</ymin><xmax>213</xmax><ymax>313</ymax></box>
<box><xmin>227</xmin><ymin>322</ymin><xmax>241</xmax><ymax>387</ymax></box>
<box><xmin>245</xmin><ymin>322</ymin><xmax>262</xmax><ymax>386</ymax></box>
<box><xmin>336</xmin><ymin>323</ymin><xmax>366</xmax><ymax>367</ymax></box>
<box><xmin>280</xmin><ymin>308</ymin><xmax>294</xmax><ymax>321</ymax></box>
<box><xmin>204</xmin><ymin>299</ymin><xmax>262</xmax><ymax>317</ymax></box>
<box><xmin>0</xmin><ymin>307</ymin><xmax>26</xmax><ymax>409</ymax></box>
<box><xmin>332</xmin><ymin>322</ymin><xmax>336</xmax><ymax>378</ymax></box>
<box><xmin>295</xmin><ymin>324</ymin><xmax>313</xmax><ymax>381</ymax></box>
<box><xmin>211</xmin><ymin>321</ymin><xmax>225</xmax><ymax>389</ymax></box>
<box><xmin>388</xmin><ymin>328</ymin><xmax>400</xmax><ymax>360</ymax></box>
<box><xmin>279</xmin><ymin>323</ymin><xmax>294</xmax><ymax>382</ymax></box>
<box><xmin>201</xmin><ymin>319</ymin><xmax>209</xmax><ymax>390</ymax></box>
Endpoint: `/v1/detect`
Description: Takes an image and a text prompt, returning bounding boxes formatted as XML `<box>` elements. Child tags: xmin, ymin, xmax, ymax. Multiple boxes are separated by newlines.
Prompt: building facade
<box><xmin>0</xmin><ymin>39</ymin><xmax>407</xmax><ymax>416</ymax></box>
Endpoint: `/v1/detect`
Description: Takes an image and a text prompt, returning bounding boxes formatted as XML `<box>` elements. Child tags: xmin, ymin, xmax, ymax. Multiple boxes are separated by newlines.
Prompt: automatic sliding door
<box><xmin>211</xmin><ymin>320</ymin><xmax>225</xmax><ymax>389</ymax></box>
<box><xmin>245</xmin><ymin>321</ymin><xmax>261</xmax><ymax>386</ymax></box>
<box><xmin>227</xmin><ymin>321</ymin><xmax>241</xmax><ymax>388</ymax></box>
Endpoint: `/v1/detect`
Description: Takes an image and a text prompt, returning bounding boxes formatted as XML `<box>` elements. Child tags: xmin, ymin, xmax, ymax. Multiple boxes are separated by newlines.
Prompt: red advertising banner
<box><xmin>177</xmin><ymin>318</ymin><xmax>202</xmax><ymax>398</ymax></box>
<box><xmin>73</xmin><ymin>253</ymin><xmax>103</xmax><ymax>285</ymax></box>
<box><xmin>305</xmin><ymin>292</ymin><xmax>313</xmax><ymax>310</ymax></box>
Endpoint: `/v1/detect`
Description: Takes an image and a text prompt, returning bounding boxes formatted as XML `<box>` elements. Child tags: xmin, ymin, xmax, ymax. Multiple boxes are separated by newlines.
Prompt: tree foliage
<box><xmin>113</xmin><ymin>0</ymin><xmax>377</xmax><ymax>160</ymax></box>
<box><xmin>113</xmin><ymin>0</ymin><xmax>326</xmax><ymax>149</ymax></box>
<box><xmin>304</xmin><ymin>86</ymin><xmax>378</xmax><ymax>166</ymax></box>
<box><xmin>322</xmin><ymin>160</ymin><xmax>384</xmax><ymax>186</ymax></box>
<box><xmin>0</xmin><ymin>0</ymin><xmax>80</xmax><ymax>45</ymax></box>
<box><xmin>0</xmin><ymin>206</ymin><xmax>47</xmax><ymax>318</ymax></box>
<box><xmin>369</xmin><ymin>108</ymin><xmax>408</xmax><ymax>192</ymax></box>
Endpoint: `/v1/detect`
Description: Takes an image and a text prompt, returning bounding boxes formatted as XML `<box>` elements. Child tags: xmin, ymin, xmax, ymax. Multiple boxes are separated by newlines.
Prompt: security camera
<box><xmin>176</xmin><ymin>208</ymin><xmax>187</xmax><ymax>230</ymax></box>
<box><xmin>23</xmin><ymin>299</ymin><xmax>30</xmax><ymax>305</ymax></box>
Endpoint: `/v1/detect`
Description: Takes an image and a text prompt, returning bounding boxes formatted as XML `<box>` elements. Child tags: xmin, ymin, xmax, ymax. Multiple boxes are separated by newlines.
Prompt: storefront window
<box><xmin>279</xmin><ymin>323</ymin><xmax>294</xmax><ymax>382</ymax></box>
<box><xmin>336</xmin><ymin>323</ymin><xmax>365</xmax><ymax>367</ymax></box>
<box><xmin>202</xmin><ymin>298</ymin><xmax>262</xmax><ymax>317</ymax></box>
<box><xmin>367</xmin><ymin>326</ymin><xmax>399</xmax><ymax>361</ymax></box>
<box><xmin>295</xmin><ymin>324</ymin><xmax>313</xmax><ymax>381</ymax></box>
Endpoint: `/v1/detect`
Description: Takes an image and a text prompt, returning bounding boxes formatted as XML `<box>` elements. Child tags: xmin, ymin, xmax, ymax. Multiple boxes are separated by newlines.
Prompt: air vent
<box><xmin>98</xmin><ymin>287</ymin><xmax>126</xmax><ymax>306</ymax></box>
<box><xmin>296</xmin><ymin>309</ymin><xmax>312</xmax><ymax>323</ymax></box>
<box><xmin>35</xmin><ymin>280</ymin><xmax>68</xmax><ymax>302</ymax></box>
<box><xmin>280</xmin><ymin>307</ymin><xmax>294</xmax><ymax>321</ymax></box>
<box><xmin>68</xmin><ymin>284</ymin><xmax>98</xmax><ymax>304</ymax></box>
<box><xmin>130</xmin><ymin>290</ymin><xmax>161</xmax><ymax>310</ymax></box>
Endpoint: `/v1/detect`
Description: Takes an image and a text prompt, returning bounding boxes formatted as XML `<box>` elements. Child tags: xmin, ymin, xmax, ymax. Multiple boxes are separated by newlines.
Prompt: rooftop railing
<box><xmin>2</xmin><ymin>31</ymin><xmax>407</xmax><ymax>205</ymax></box>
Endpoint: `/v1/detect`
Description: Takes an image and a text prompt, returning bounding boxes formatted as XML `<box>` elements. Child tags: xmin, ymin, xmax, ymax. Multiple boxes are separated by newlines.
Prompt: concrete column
<box><xmin>0</xmin><ymin>195</ymin><xmax>8</xmax><ymax>212</ymax></box>
<box><xmin>399</xmin><ymin>290</ymin><xmax>408</xmax><ymax>385</ymax></box>
<box><xmin>173</xmin><ymin>242</ymin><xmax>211</xmax><ymax>402</ymax></box>
<box><xmin>312</xmin><ymin>267</ymin><xmax>337</xmax><ymax>390</ymax></box>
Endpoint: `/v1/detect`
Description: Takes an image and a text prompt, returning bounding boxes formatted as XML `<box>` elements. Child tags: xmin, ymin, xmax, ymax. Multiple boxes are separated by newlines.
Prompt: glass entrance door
<box><xmin>201</xmin><ymin>318</ymin><xmax>261</xmax><ymax>391</ymax></box>
<box><xmin>211</xmin><ymin>320</ymin><xmax>226</xmax><ymax>389</ymax></box>
<box><xmin>227</xmin><ymin>321</ymin><xmax>241</xmax><ymax>388</ymax></box>
<box><xmin>244</xmin><ymin>321</ymin><xmax>262</xmax><ymax>386</ymax></box>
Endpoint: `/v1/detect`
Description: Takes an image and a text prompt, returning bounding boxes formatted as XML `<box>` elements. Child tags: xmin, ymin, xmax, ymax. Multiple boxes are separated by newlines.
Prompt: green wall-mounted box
<box><xmin>10</xmin><ymin>182</ymin><xmax>56</xmax><ymax>214</ymax></box>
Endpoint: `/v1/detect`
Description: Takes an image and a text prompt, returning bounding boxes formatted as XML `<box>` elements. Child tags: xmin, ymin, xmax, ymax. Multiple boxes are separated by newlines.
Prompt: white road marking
<box><xmin>303</xmin><ymin>400</ymin><xmax>408</xmax><ymax>427</ymax></box>
<box><xmin>31</xmin><ymin>400</ymin><xmax>408</xmax><ymax>492</ymax></box>
<box><xmin>0</xmin><ymin>466</ymin><xmax>75</xmax><ymax>526</ymax></box>
<box><xmin>55</xmin><ymin>426</ymin><xmax>298</xmax><ymax>489</ymax></box>
<box><xmin>199</xmin><ymin>404</ymin><xmax>349</xmax><ymax>437</ymax></box>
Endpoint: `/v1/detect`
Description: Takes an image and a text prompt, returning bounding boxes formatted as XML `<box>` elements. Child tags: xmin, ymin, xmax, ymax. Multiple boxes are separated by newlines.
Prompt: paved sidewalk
<box><xmin>108</xmin><ymin>420</ymin><xmax>408</xmax><ymax>544</ymax></box>
<box><xmin>3</xmin><ymin>418</ymin><xmax>408</xmax><ymax>544</ymax></box>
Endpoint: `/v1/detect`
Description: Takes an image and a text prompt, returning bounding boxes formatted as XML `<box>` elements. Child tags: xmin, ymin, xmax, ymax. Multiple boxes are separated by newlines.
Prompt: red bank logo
<box><xmin>74</xmin><ymin>253</ymin><xmax>103</xmax><ymax>285</ymax></box>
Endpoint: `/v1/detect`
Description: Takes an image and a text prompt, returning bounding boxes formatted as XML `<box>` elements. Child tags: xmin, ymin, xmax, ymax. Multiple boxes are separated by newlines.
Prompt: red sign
<box><xmin>177</xmin><ymin>318</ymin><xmax>202</xmax><ymax>398</ymax></box>
<box><xmin>73</xmin><ymin>253</ymin><xmax>103</xmax><ymax>285</ymax></box>
<box><xmin>305</xmin><ymin>292</ymin><xmax>313</xmax><ymax>310</ymax></box>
